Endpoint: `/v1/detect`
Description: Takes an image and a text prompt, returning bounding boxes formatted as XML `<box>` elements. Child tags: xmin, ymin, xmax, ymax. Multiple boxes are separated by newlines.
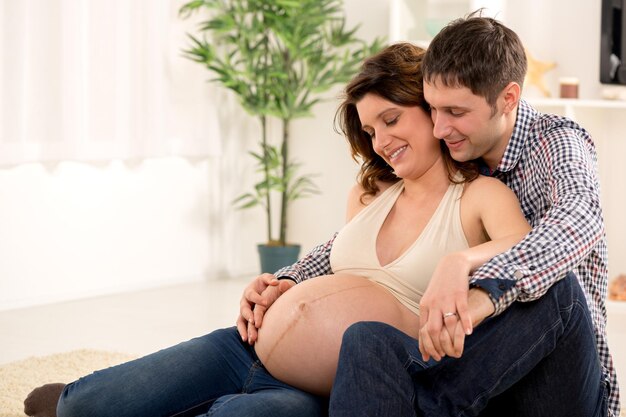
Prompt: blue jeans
<box><xmin>57</xmin><ymin>327</ymin><xmax>327</xmax><ymax>417</ymax></box>
<box><xmin>329</xmin><ymin>273</ymin><xmax>608</xmax><ymax>417</ymax></box>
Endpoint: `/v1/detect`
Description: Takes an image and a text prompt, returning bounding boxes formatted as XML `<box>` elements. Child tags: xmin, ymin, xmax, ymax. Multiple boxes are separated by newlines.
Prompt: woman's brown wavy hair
<box><xmin>334</xmin><ymin>42</ymin><xmax>480</xmax><ymax>199</ymax></box>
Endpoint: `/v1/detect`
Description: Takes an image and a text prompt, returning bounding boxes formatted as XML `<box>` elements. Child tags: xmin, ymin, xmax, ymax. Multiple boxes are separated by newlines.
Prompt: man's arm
<box><xmin>273</xmin><ymin>233</ymin><xmax>337</xmax><ymax>283</ymax></box>
<box><xmin>471</xmin><ymin>126</ymin><xmax>605</xmax><ymax>315</ymax></box>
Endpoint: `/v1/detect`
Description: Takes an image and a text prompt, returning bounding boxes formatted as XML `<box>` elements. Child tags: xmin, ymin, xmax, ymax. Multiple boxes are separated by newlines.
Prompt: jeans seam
<box><xmin>461</xmin><ymin>317</ymin><xmax>564</xmax><ymax>416</ymax></box>
<box><xmin>170</xmin><ymin>398</ymin><xmax>216</xmax><ymax>417</ymax></box>
<box><xmin>206</xmin><ymin>394</ymin><xmax>244</xmax><ymax>416</ymax></box>
<box><xmin>242</xmin><ymin>360</ymin><xmax>263</xmax><ymax>393</ymax></box>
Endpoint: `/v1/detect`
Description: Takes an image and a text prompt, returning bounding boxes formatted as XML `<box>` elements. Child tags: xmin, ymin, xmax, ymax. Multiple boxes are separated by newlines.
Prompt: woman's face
<box><xmin>356</xmin><ymin>93</ymin><xmax>440</xmax><ymax>180</ymax></box>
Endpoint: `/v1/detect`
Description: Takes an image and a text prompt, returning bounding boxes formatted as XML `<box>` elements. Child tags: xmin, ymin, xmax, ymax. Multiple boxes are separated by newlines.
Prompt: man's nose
<box><xmin>432</xmin><ymin>112</ymin><xmax>452</xmax><ymax>139</ymax></box>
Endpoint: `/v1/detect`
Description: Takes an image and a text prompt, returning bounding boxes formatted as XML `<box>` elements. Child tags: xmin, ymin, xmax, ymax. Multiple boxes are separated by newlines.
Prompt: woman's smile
<box><xmin>388</xmin><ymin>145</ymin><xmax>408</xmax><ymax>161</ymax></box>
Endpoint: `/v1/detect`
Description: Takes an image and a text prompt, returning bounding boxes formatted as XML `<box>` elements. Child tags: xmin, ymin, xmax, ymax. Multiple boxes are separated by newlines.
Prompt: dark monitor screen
<box><xmin>601</xmin><ymin>0</ymin><xmax>626</xmax><ymax>84</ymax></box>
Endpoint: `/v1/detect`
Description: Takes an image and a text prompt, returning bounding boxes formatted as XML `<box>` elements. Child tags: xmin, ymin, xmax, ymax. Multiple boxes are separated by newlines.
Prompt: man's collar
<box><xmin>492</xmin><ymin>98</ymin><xmax>537</xmax><ymax>173</ymax></box>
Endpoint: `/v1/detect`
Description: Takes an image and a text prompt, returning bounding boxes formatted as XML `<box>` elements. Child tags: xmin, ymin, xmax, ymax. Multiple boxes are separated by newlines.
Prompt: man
<box><xmin>239</xmin><ymin>13</ymin><xmax>619</xmax><ymax>417</ymax></box>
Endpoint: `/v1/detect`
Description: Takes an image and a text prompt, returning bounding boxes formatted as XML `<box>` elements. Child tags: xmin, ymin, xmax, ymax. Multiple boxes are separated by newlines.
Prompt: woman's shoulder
<box><xmin>348</xmin><ymin>180</ymin><xmax>398</xmax><ymax>201</ymax></box>
<box><xmin>463</xmin><ymin>174</ymin><xmax>510</xmax><ymax>194</ymax></box>
<box><xmin>346</xmin><ymin>180</ymin><xmax>399</xmax><ymax>221</ymax></box>
<box><xmin>461</xmin><ymin>175</ymin><xmax>521</xmax><ymax>207</ymax></box>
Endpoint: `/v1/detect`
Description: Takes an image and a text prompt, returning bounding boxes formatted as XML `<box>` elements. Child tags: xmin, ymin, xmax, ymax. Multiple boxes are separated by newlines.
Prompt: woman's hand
<box><xmin>237</xmin><ymin>274</ymin><xmax>295</xmax><ymax>344</ymax></box>
<box><xmin>418</xmin><ymin>253</ymin><xmax>473</xmax><ymax>361</ymax></box>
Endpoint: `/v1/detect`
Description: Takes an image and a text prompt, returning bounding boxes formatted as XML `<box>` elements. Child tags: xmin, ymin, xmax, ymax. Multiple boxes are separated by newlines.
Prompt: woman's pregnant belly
<box><xmin>254</xmin><ymin>273</ymin><xmax>421</xmax><ymax>395</ymax></box>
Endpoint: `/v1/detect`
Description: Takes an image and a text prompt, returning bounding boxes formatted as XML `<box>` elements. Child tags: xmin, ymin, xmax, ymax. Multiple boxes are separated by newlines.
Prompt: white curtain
<box><xmin>0</xmin><ymin>0</ymin><xmax>221</xmax><ymax>166</ymax></box>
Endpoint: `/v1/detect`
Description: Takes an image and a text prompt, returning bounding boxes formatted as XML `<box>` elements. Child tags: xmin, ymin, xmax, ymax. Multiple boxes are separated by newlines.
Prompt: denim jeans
<box><xmin>57</xmin><ymin>327</ymin><xmax>327</xmax><ymax>417</ymax></box>
<box><xmin>329</xmin><ymin>273</ymin><xmax>608</xmax><ymax>417</ymax></box>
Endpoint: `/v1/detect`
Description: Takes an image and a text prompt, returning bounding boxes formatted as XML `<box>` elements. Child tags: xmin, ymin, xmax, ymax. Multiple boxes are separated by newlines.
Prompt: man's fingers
<box><xmin>264</xmin><ymin>274</ymin><xmax>279</xmax><ymax>285</ymax></box>
<box><xmin>253</xmin><ymin>304</ymin><xmax>267</xmax><ymax>328</ymax></box>
<box><xmin>278</xmin><ymin>279</ymin><xmax>295</xmax><ymax>294</ymax></box>
<box><xmin>419</xmin><ymin>327</ymin><xmax>441</xmax><ymax>362</ymax></box>
<box><xmin>442</xmin><ymin>313</ymin><xmax>458</xmax><ymax>349</ymax></box>
<box><xmin>438</xmin><ymin>327</ymin><xmax>454</xmax><ymax>358</ymax></box>
<box><xmin>426</xmin><ymin>310</ymin><xmax>447</xmax><ymax>357</ymax></box>
<box><xmin>247</xmin><ymin>320</ymin><xmax>258</xmax><ymax>345</ymax></box>
<box><xmin>455</xmin><ymin>297</ymin><xmax>473</xmax><ymax>336</ymax></box>
<box><xmin>452</xmin><ymin>321</ymin><xmax>466</xmax><ymax>357</ymax></box>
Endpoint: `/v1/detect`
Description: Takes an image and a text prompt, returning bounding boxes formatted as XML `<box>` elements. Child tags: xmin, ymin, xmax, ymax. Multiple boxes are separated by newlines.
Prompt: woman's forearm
<box><xmin>445</xmin><ymin>231</ymin><xmax>530</xmax><ymax>276</ymax></box>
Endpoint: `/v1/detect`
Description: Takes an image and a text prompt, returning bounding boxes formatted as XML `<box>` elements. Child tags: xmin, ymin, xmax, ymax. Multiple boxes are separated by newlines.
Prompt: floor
<box><xmin>0</xmin><ymin>278</ymin><xmax>249</xmax><ymax>365</ymax></box>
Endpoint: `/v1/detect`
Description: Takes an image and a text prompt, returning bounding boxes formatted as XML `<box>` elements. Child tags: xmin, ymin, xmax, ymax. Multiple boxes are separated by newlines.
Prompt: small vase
<box><xmin>257</xmin><ymin>244</ymin><xmax>301</xmax><ymax>274</ymax></box>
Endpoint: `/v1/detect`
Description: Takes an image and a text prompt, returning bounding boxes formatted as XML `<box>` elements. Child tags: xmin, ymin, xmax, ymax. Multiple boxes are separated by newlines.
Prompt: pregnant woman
<box><xmin>24</xmin><ymin>43</ymin><xmax>530</xmax><ymax>417</ymax></box>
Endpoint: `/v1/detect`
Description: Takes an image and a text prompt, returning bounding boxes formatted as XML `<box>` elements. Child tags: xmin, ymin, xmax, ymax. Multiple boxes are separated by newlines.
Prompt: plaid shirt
<box><xmin>276</xmin><ymin>99</ymin><xmax>619</xmax><ymax>416</ymax></box>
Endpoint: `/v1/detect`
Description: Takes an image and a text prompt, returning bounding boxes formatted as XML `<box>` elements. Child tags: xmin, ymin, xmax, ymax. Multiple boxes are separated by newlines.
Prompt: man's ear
<box><xmin>500</xmin><ymin>82</ymin><xmax>521</xmax><ymax>114</ymax></box>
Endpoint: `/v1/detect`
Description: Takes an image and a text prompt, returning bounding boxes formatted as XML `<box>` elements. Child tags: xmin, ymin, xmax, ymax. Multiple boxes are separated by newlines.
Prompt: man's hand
<box><xmin>236</xmin><ymin>274</ymin><xmax>295</xmax><ymax>344</ymax></box>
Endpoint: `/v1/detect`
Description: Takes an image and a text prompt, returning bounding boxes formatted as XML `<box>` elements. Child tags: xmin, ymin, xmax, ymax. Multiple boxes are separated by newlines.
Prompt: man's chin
<box><xmin>449</xmin><ymin>150</ymin><xmax>472</xmax><ymax>162</ymax></box>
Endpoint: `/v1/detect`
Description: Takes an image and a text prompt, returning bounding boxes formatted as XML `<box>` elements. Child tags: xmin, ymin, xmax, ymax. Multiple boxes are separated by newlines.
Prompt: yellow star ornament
<box><xmin>524</xmin><ymin>49</ymin><xmax>557</xmax><ymax>97</ymax></box>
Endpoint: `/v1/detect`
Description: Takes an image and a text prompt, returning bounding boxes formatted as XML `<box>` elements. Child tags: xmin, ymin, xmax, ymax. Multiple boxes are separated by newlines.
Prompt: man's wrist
<box><xmin>468</xmin><ymin>287</ymin><xmax>496</xmax><ymax>327</ymax></box>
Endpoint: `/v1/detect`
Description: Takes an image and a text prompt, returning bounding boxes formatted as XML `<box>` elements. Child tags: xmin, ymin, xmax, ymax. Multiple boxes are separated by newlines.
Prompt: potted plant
<box><xmin>180</xmin><ymin>0</ymin><xmax>382</xmax><ymax>273</ymax></box>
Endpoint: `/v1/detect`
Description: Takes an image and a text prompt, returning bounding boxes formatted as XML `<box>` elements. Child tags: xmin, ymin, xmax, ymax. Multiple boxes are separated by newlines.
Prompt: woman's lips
<box><xmin>388</xmin><ymin>145</ymin><xmax>407</xmax><ymax>161</ymax></box>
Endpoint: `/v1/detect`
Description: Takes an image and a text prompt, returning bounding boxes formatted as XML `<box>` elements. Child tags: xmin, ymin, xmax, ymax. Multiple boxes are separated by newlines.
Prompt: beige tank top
<box><xmin>330</xmin><ymin>180</ymin><xmax>469</xmax><ymax>315</ymax></box>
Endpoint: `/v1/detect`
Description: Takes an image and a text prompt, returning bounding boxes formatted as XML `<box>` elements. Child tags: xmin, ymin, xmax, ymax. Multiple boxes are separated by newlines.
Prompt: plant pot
<box><xmin>257</xmin><ymin>244</ymin><xmax>301</xmax><ymax>274</ymax></box>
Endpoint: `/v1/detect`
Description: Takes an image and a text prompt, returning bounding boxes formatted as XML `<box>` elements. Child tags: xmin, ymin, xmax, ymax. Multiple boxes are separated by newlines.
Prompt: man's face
<box><xmin>424</xmin><ymin>78</ymin><xmax>510</xmax><ymax>170</ymax></box>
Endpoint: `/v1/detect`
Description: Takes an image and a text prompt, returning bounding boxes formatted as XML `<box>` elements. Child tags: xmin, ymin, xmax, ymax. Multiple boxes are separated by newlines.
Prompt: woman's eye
<box><xmin>385</xmin><ymin>116</ymin><xmax>399</xmax><ymax>126</ymax></box>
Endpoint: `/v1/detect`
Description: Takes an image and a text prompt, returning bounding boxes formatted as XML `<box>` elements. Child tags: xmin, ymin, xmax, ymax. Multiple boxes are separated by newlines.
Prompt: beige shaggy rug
<box><xmin>0</xmin><ymin>349</ymin><xmax>137</xmax><ymax>417</ymax></box>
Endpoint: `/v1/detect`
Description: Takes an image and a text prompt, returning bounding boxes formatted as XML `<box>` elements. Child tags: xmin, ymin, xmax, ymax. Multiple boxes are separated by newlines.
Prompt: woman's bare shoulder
<box><xmin>345</xmin><ymin>180</ymin><xmax>396</xmax><ymax>222</ymax></box>
<box><xmin>463</xmin><ymin>175</ymin><xmax>514</xmax><ymax>197</ymax></box>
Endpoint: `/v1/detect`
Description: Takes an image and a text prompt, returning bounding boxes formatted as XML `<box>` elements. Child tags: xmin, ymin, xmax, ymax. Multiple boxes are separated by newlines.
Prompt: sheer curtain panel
<box><xmin>0</xmin><ymin>0</ymin><xmax>220</xmax><ymax>166</ymax></box>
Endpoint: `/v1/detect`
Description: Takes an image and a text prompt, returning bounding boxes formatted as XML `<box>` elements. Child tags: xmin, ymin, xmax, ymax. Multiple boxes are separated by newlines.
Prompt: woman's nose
<box><xmin>374</xmin><ymin>132</ymin><xmax>392</xmax><ymax>153</ymax></box>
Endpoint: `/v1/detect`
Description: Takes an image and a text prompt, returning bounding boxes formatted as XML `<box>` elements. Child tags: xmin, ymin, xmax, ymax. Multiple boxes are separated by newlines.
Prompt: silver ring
<box><xmin>443</xmin><ymin>312</ymin><xmax>458</xmax><ymax>319</ymax></box>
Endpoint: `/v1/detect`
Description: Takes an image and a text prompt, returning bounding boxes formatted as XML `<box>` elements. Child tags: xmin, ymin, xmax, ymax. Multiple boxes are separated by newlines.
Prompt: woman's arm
<box><xmin>452</xmin><ymin>177</ymin><xmax>531</xmax><ymax>273</ymax></box>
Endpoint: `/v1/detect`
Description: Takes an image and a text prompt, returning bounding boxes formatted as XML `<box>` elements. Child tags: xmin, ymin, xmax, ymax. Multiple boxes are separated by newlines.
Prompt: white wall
<box><xmin>0</xmin><ymin>159</ymin><xmax>211</xmax><ymax>310</ymax></box>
